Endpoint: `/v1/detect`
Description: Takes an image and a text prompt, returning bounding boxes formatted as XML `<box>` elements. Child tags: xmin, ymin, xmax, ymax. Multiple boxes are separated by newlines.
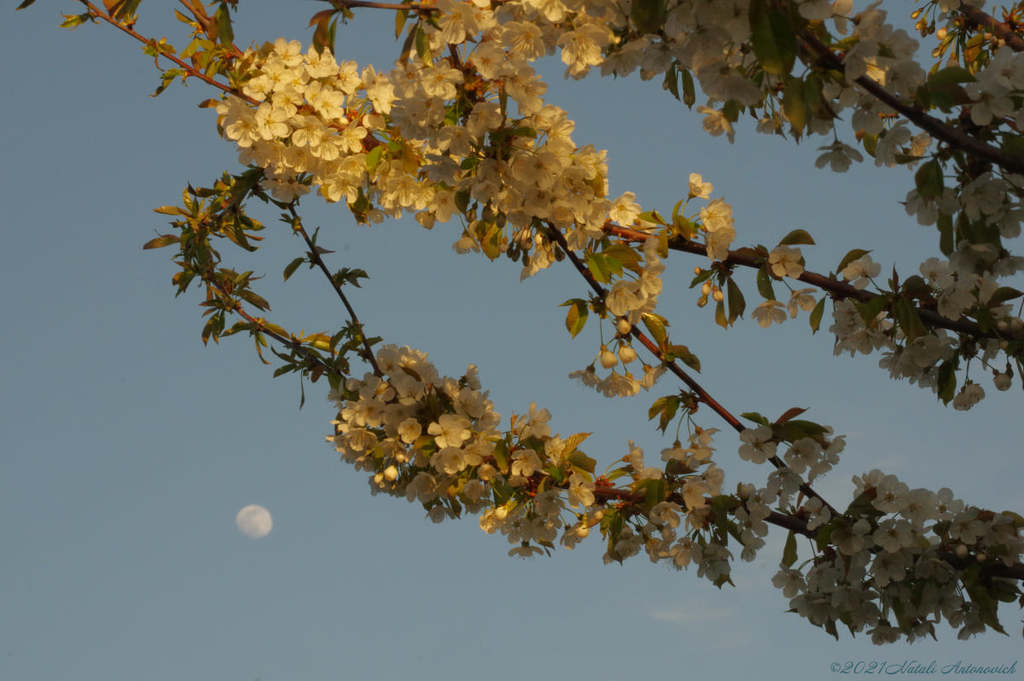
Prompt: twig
<box><xmin>287</xmin><ymin>204</ymin><xmax>383</xmax><ymax>376</ymax></box>
<box><xmin>77</xmin><ymin>0</ymin><xmax>257</xmax><ymax>105</ymax></box>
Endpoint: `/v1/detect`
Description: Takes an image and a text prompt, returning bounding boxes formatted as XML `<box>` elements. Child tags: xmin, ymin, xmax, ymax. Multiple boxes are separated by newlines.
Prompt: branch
<box><xmin>287</xmin><ymin>204</ymin><xmax>383</xmax><ymax>376</ymax></box>
<box><xmin>77</xmin><ymin>0</ymin><xmax>257</xmax><ymax>104</ymax></box>
<box><xmin>543</xmin><ymin>224</ymin><xmax>839</xmax><ymax>517</ymax></box>
<box><xmin>603</xmin><ymin>223</ymin><xmax>1023</xmax><ymax>342</ymax></box>
<box><xmin>228</xmin><ymin>296</ymin><xmax>338</xmax><ymax>374</ymax></box>
<box><xmin>330</xmin><ymin>0</ymin><xmax>434</xmax><ymax>10</ymax></box>
<box><xmin>798</xmin><ymin>30</ymin><xmax>1024</xmax><ymax>175</ymax></box>
<box><xmin>960</xmin><ymin>4</ymin><xmax>1024</xmax><ymax>54</ymax></box>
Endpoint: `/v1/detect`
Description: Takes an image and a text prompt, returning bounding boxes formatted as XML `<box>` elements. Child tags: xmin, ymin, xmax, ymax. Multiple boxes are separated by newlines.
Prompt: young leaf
<box><xmin>750</xmin><ymin>0</ymin><xmax>797</xmax><ymax>76</ymax></box>
<box><xmin>283</xmin><ymin>256</ymin><xmax>305</xmax><ymax>281</ymax></box>
<box><xmin>808</xmin><ymin>296</ymin><xmax>825</xmax><ymax>333</ymax></box>
<box><xmin>727</xmin><ymin>278</ymin><xmax>745</xmax><ymax>322</ymax></box>
<box><xmin>836</xmin><ymin>248</ymin><xmax>871</xmax><ymax>275</ymax></box>
<box><xmin>143</xmin><ymin>234</ymin><xmax>180</xmax><ymax>249</ymax></box>
<box><xmin>642</xmin><ymin>312</ymin><xmax>668</xmax><ymax>348</ymax></box>
<box><xmin>782</xmin><ymin>530</ymin><xmax>798</xmax><ymax>568</ymax></box>
<box><xmin>563</xmin><ymin>299</ymin><xmax>588</xmax><ymax>338</ymax></box>
<box><xmin>779</xmin><ymin>228</ymin><xmax>815</xmax><ymax>246</ymax></box>
<box><xmin>756</xmin><ymin>266</ymin><xmax>775</xmax><ymax>300</ymax></box>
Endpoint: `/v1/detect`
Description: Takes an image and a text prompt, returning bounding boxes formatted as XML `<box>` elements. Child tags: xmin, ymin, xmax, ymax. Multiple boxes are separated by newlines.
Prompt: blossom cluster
<box><xmin>771</xmin><ymin>469</ymin><xmax>1024</xmax><ymax>642</ymax></box>
<box><xmin>328</xmin><ymin>344</ymin><xmax>730</xmax><ymax>566</ymax></box>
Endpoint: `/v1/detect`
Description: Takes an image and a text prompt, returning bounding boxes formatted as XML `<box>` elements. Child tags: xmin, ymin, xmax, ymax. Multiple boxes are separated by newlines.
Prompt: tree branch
<box><xmin>77</xmin><ymin>0</ymin><xmax>256</xmax><ymax>104</ymax></box>
<box><xmin>287</xmin><ymin>204</ymin><xmax>383</xmax><ymax>377</ymax></box>
<box><xmin>602</xmin><ymin>223</ymin><xmax>1023</xmax><ymax>342</ymax></box>
<box><xmin>960</xmin><ymin>4</ymin><xmax>1024</xmax><ymax>54</ymax></box>
<box><xmin>798</xmin><ymin>30</ymin><xmax>1024</xmax><ymax>175</ymax></box>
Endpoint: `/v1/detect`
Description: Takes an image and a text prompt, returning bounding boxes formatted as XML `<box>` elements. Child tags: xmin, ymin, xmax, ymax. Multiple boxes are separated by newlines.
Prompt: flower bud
<box><xmin>701</xmin><ymin>281</ymin><xmax>712</xmax><ymax>296</ymax></box>
<box><xmin>616</xmin><ymin>317</ymin><xmax>632</xmax><ymax>335</ymax></box>
<box><xmin>384</xmin><ymin>465</ymin><xmax>398</xmax><ymax>481</ymax></box>
<box><xmin>600</xmin><ymin>346</ymin><xmax>618</xmax><ymax>369</ymax></box>
<box><xmin>712</xmin><ymin>287</ymin><xmax>724</xmax><ymax>302</ymax></box>
<box><xmin>618</xmin><ymin>344</ymin><xmax>637</xmax><ymax>363</ymax></box>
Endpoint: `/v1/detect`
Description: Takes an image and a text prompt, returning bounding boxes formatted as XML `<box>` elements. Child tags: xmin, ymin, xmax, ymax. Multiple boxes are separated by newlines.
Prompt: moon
<box><xmin>235</xmin><ymin>504</ymin><xmax>273</xmax><ymax>538</ymax></box>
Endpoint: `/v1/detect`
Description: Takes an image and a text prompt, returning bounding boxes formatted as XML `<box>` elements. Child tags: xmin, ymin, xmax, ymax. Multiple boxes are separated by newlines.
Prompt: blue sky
<box><xmin>3</xmin><ymin>3</ymin><xmax>1023</xmax><ymax>680</ymax></box>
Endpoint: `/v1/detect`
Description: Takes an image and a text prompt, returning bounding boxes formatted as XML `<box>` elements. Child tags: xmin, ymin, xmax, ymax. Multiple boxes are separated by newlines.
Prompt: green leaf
<box><xmin>989</xmin><ymin>287</ymin><xmax>1024</xmax><ymax>307</ymax></box>
<box><xmin>283</xmin><ymin>256</ymin><xmax>305</xmax><ymax>281</ymax></box>
<box><xmin>562</xmin><ymin>299</ymin><xmax>588</xmax><ymax>338</ymax></box>
<box><xmin>741</xmin><ymin>412</ymin><xmax>770</xmax><ymax>426</ymax></box>
<box><xmin>492</xmin><ymin>440</ymin><xmax>510</xmax><ymax>475</ymax></box>
<box><xmin>836</xmin><ymin>248</ymin><xmax>871</xmax><ymax>275</ymax></box>
<box><xmin>662</xmin><ymin>63</ymin><xmax>680</xmax><ymax>100</ymax></box>
<box><xmin>143</xmin><ymin>234</ymin><xmax>180</xmax><ymax>249</ymax></box>
<box><xmin>238</xmin><ymin>289</ymin><xmax>271</xmax><ymax>311</ymax></box>
<box><xmin>604</xmin><ymin>243</ymin><xmax>643</xmax><ymax>273</ymax></box>
<box><xmin>891</xmin><ymin>297</ymin><xmax>928</xmax><ymax>341</ymax></box>
<box><xmin>681</xmin><ymin>68</ymin><xmax>695</xmax><ymax>108</ymax></box>
<box><xmin>665</xmin><ymin>344</ymin><xmax>700</xmax><ymax>372</ymax></box>
<box><xmin>938</xmin><ymin>213</ymin><xmax>954</xmax><ymax>255</ymax></box>
<box><xmin>749</xmin><ymin>0</ymin><xmax>797</xmax><ymax>75</ymax></box>
<box><xmin>937</xmin><ymin>360</ymin><xmax>957</xmax><ymax>404</ymax></box>
<box><xmin>923</xmin><ymin>66</ymin><xmax>973</xmax><ymax>111</ymax></box>
<box><xmin>414</xmin><ymin>24</ymin><xmax>429</xmax><ymax>61</ymax></box>
<box><xmin>808</xmin><ymin>296</ymin><xmax>826</xmax><ymax>333</ymax></box>
<box><xmin>365</xmin><ymin>145</ymin><xmax>385</xmax><ymax>173</ymax></box>
<box><xmin>630</xmin><ymin>0</ymin><xmax>667</xmax><ymax>35</ymax></box>
<box><xmin>914</xmin><ymin>159</ymin><xmax>944</xmax><ymax>199</ymax></box>
<box><xmin>641</xmin><ymin>478</ymin><xmax>667</xmax><ymax>511</ymax></box>
<box><xmin>60</xmin><ymin>12</ymin><xmax>89</xmax><ymax>29</ymax></box>
<box><xmin>647</xmin><ymin>395</ymin><xmax>680</xmax><ymax>433</ymax></box>
<box><xmin>394</xmin><ymin>7</ymin><xmax>409</xmax><ymax>39</ymax></box>
<box><xmin>215</xmin><ymin>2</ymin><xmax>233</xmax><ymax>45</ymax></box>
<box><xmin>782</xmin><ymin>78</ymin><xmax>807</xmax><ymax>135</ymax></box>
<box><xmin>689</xmin><ymin>268</ymin><xmax>715</xmax><ymax>288</ymax></box>
<box><xmin>855</xmin><ymin>294</ymin><xmax>890</xmax><ymax>326</ymax></box>
<box><xmin>726</xmin><ymin>278</ymin><xmax>745</xmax><ymax>322</ymax></box>
<box><xmin>568</xmin><ymin>450</ymin><xmax>597</xmax><ymax>474</ymax></box>
<box><xmin>779</xmin><ymin>228</ymin><xmax>815</xmax><ymax>246</ymax></box>
<box><xmin>756</xmin><ymin>266</ymin><xmax>775</xmax><ymax>300</ymax></box>
<box><xmin>782</xmin><ymin>530</ymin><xmax>798</xmax><ymax>568</ymax></box>
<box><xmin>714</xmin><ymin>299</ymin><xmax>728</xmax><ymax>328</ymax></box>
<box><xmin>585</xmin><ymin>252</ymin><xmax>615</xmax><ymax>283</ymax></box>
<box><xmin>642</xmin><ymin>312</ymin><xmax>668</xmax><ymax>348</ymax></box>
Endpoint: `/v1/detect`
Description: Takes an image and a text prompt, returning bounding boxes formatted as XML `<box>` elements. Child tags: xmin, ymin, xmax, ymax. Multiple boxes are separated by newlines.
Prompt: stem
<box><xmin>288</xmin><ymin>204</ymin><xmax>383</xmax><ymax>377</ymax></box>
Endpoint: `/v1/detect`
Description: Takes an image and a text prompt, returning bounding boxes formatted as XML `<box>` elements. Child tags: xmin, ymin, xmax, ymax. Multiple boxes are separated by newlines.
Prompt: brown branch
<box><xmin>287</xmin><ymin>205</ymin><xmax>383</xmax><ymax>377</ymax></box>
<box><xmin>77</xmin><ymin>0</ymin><xmax>257</xmax><ymax>105</ymax></box>
<box><xmin>798</xmin><ymin>30</ymin><xmax>1024</xmax><ymax>175</ymax></box>
<box><xmin>330</xmin><ymin>0</ymin><xmax>438</xmax><ymax>11</ymax></box>
<box><xmin>960</xmin><ymin>4</ymin><xmax>1024</xmax><ymax>53</ymax></box>
<box><xmin>228</xmin><ymin>296</ymin><xmax>338</xmax><ymax>374</ymax></box>
<box><xmin>603</xmin><ymin>223</ymin><xmax>1023</xmax><ymax>342</ymax></box>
